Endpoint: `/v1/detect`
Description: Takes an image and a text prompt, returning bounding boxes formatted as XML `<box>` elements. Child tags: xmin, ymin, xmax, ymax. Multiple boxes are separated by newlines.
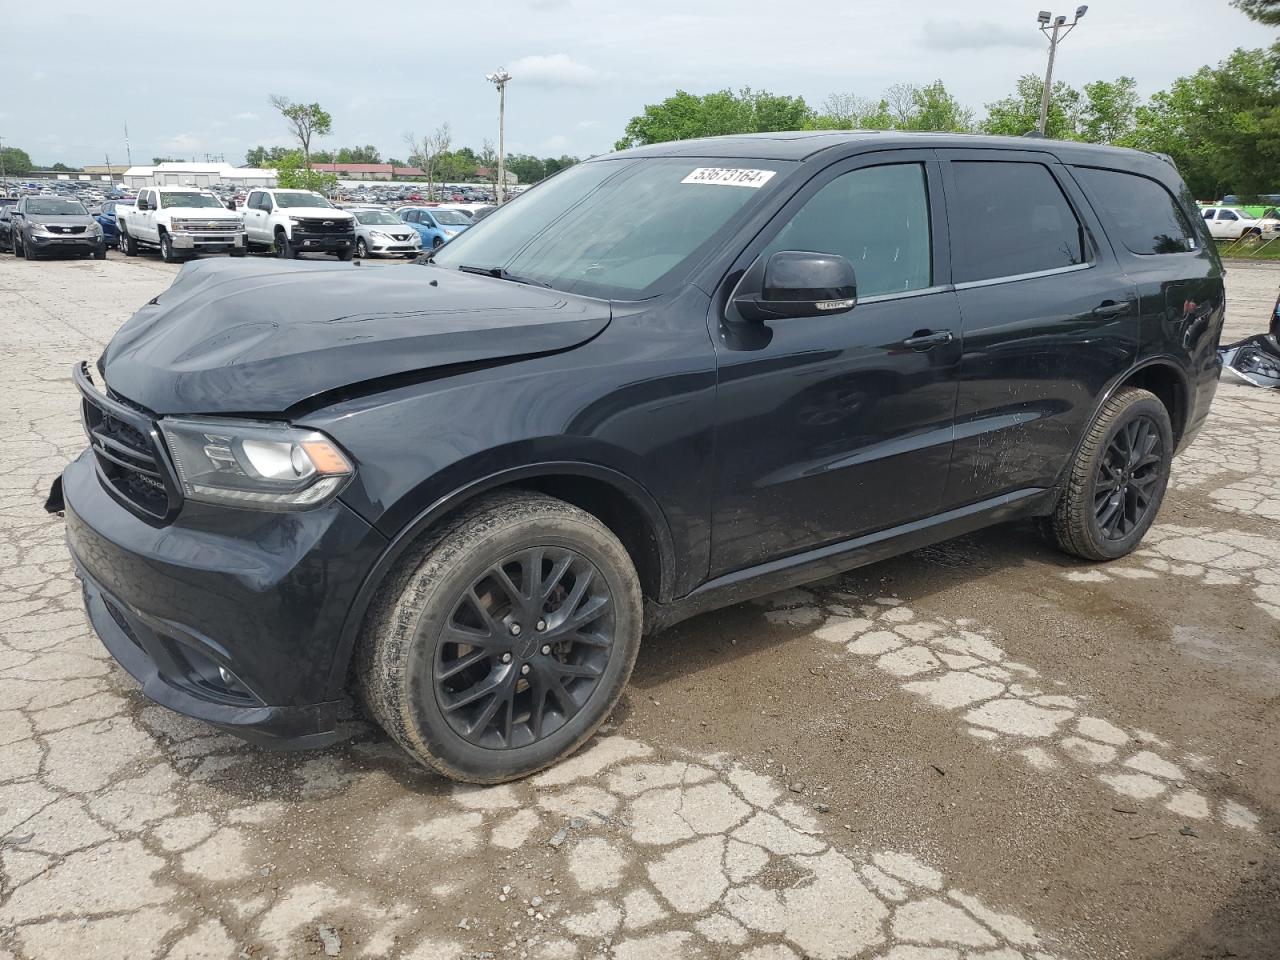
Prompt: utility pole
<box><xmin>1037</xmin><ymin>6</ymin><xmax>1087</xmax><ymax>135</ymax></box>
<box><xmin>486</xmin><ymin>68</ymin><xmax>512</xmax><ymax>203</ymax></box>
<box><xmin>0</xmin><ymin>135</ymin><xmax>7</xmax><ymax>193</ymax></box>
<box><xmin>124</xmin><ymin>122</ymin><xmax>133</xmax><ymax>167</ymax></box>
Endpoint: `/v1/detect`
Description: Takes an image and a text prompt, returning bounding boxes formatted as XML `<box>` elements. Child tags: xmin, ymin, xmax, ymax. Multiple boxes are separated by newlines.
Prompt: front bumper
<box><xmin>28</xmin><ymin>232</ymin><xmax>102</xmax><ymax>251</ymax></box>
<box><xmin>289</xmin><ymin>230</ymin><xmax>354</xmax><ymax>252</ymax></box>
<box><xmin>62</xmin><ymin>449</ymin><xmax>388</xmax><ymax>748</ymax></box>
<box><xmin>170</xmin><ymin>230</ymin><xmax>246</xmax><ymax>251</ymax></box>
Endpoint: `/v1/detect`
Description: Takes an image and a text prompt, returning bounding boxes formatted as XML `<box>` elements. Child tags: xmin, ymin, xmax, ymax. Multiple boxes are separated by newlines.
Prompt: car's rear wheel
<box><xmin>1050</xmin><ymin>386</ymin><xmax>1172</xmax><ymax>561</ymax></box>
<box><xmin>358</xmin><ymin>491</ymin><xmax>643</xmax><ymax>784</ymax></box>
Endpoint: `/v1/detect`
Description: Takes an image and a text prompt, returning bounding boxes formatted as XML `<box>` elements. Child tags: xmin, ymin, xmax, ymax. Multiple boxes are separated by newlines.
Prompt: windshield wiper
<box><xmin>456</xmin><ymin>264</ymin><xmax>552</xmax><ymax>288</ymax></box>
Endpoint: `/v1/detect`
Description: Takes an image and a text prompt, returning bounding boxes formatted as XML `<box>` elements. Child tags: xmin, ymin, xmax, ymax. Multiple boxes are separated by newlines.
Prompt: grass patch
<box><xmin>1216</xmin><ymin>238</ymin><xmax>1280</xmax><ymax>260</ymax></box>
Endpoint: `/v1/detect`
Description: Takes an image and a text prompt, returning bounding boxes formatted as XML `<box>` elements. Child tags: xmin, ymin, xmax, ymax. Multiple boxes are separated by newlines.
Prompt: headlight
<box><xmin>30</xmin><ymin>223</ymin><xmax>53</xmax><ymax>236</ymax></box>
<box><xmin>159</xmin><ymin>418</ymin><xmax>353</xmax><ymax>511</ymax></box>
<box><xmin>88</xmin><ymin>222</ymin><xmax>102</xmax><ymax>235</ymax></box>
<box><xmin>370</xmin><ymin>230</ymin><xmax>390</xmax><ymax>240</ymax></box>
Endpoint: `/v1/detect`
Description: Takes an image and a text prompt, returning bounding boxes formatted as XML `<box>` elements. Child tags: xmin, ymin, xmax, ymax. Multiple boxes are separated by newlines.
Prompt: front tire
<box><xmin>358</xmin><ymin>491</ymin><xmax>643</xmax><ymax>784</ymax></box>
<box><xmin>159</xmin><ymin>231</ymin><xmax>180</xmax><ymax>263</ymax></box>
<box><xmin>275</xmin><ymin>229</ymin><xmax>298</xmax><ymax>259</ymax></box>
<box><xmin>119</xmin><ymin>226</ymin><xmax>138</xmax><ymax>257</ymax></box>
<box><xmin>336</xmin><ymin>244</ymin><xmax>355</xmax><ymax>262</ymax></box>
<box><xmin>355</xmin><ymin>238</ymin><xmax>368</xmax><ymax>259</ymax></box>
<box><xmin>22</xmin><ymin>233</ymin><xmax>37</xmax><ymax>260</ymax></box>
<box><xmin>1050</xmin><ymin>386</ymin><xmax>1173</xmax><ymax>561</ymax></box>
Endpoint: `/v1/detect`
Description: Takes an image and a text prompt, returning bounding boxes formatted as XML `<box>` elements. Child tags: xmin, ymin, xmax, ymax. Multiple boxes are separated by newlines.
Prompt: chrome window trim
<box><xmin>953</xmin><ymin>261</ymin><xmax>1092</xmax><ymax>292</ymax></box>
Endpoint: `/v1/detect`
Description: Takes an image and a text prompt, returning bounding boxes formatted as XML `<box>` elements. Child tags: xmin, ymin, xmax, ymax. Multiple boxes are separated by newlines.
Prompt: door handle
<box><xmin>901</xmin><ymin>330</ymin><xmax>954</xmax><ymax>350</ymax></box>
<box><xmin>1091</xmin><ymin>300</ymin><xmax>1133</xmax><ymax>317</ymax></box>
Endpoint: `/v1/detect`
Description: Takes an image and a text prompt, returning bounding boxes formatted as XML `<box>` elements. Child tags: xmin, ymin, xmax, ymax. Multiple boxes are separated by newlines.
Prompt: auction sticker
<box><xmin>681</xmin><ymin>167</ymin><xmax>776</xmax><ymax>187</ymax></box>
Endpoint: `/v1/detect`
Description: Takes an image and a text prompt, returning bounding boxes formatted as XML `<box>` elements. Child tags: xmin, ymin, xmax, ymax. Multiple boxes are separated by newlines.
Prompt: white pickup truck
<box><xmin>117</xmin><ymin>186</ymin><xmax>246</xmax><ymax>262</ymax></box>
<box><xmin>1200</xmin><ymin>205</ymin><xmax>1280</xmax><ymax>241</ymax></box>
<box><xmin>241</xmin><ymin>188</ymin><xmax>356</xmax><ymax>260</ymax></box>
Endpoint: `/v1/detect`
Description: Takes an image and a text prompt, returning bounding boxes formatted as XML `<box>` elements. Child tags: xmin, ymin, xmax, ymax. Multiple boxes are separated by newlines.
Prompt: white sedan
<box><xmin>350</xmin><ymin>208</ymin><xmax>423</xmax><ymax>259</ymax></box>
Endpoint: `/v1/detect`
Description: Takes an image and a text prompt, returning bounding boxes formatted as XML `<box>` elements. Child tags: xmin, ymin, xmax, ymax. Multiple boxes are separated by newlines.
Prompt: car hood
<box><xmin>280</xmin><ymin>206</ymin><xmax>354</xmax><ymax>220</ymax></box>
<box><xmin>29</xmin><ymin>214</ymin><xmax>94</xmax><ymax>226</ymax></box>
<box><xmin>100</xmin><ymin>258</ymin><xmax>610</xmax><ymax>415</ymax></box>
<box><xmin>164</xmin><ymin>207</ymin><xmax>240</xmax><ymax>219</ymax></box>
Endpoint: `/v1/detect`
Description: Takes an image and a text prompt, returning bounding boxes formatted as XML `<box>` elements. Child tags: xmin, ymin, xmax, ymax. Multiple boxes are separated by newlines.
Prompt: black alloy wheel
<box><xmin>1050</xmin><ymin>385</ymin><xmax>1172</xmax><ymax>561</ymax></box>
<box><xmin>1093</xmin><ymin>415</ymin><xmax>1163</xmax><ymax>541</ymax></box>
<box><xmin>434</xmin><ymin>547</ymin><xmax>615</xmax><ymax>749</ymax></box>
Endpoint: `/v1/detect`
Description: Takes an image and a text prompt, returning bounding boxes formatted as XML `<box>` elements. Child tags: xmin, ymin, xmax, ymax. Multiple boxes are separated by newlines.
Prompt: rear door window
<box><xmin>949</xmin><ymin>161</ymin><xmax>1084</xmax><ymax>283</ymax></box>
<box><xmin>1073</xmin><ymin>167</ymin><xmax>1196</xmax><ymax>255</ymax></box>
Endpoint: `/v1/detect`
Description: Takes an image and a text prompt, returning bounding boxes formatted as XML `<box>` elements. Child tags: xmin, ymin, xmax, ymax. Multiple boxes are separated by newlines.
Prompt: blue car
<box><xmin>95</xmin><ymin>200</ymin><xmax>134</xmax><ymax>248</ymax></box>
<box><xmin>396</xmin><ymin>206</ymin><xmax>471</xmax><ymax>249</ymax></box>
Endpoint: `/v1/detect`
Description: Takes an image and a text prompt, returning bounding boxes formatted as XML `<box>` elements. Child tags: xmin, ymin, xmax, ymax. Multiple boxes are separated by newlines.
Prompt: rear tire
<box><xmin>1050</xmin><ymin>386</ymin><xmax>1173</xmax><ymax>561</ymax></box>
<box><xmin>357</xmin><ymin>491</ymin><xmax>643</xmax><ymax>784</ymax></box>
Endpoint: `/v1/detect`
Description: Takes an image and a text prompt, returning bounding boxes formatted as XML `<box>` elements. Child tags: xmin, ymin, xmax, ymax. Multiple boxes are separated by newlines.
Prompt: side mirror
<box><xmin>732</xmin><ymin>250</ymin><xmax>857</xmax><ymax>322</ymax></box>
<box><xmin>136</xmin><ymin>198</ymin><xmax>150</xmax><ymax>211</ymax></box>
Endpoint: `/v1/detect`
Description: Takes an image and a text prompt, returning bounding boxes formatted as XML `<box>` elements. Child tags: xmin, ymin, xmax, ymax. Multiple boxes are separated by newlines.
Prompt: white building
<box><xmin>122</xmin><ymin>162</ymin><xmax>277</xmax><ymax>190</ymax></box>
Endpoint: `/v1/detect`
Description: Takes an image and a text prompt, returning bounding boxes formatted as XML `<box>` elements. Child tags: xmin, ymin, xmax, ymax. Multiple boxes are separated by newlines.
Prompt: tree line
<box><xmin>615</xmin><ymin>45</ymin><xmax>1280</xmax><ymax>199</ymax></box>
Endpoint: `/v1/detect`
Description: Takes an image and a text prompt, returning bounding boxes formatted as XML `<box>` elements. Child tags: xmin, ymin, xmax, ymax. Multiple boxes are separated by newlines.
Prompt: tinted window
<box><xmin>1202</xmin><ymin>209</ymin><xmax>1215</xmax><ymax>220</ymax></box>
<box><xmin>950</xmin><ymin>162</ymin><xmax>1083</xmax><ymax>283</ymax></box>
<box><xmin>1219</xmin><ymin>209</ymin><xmax>1238</xmax><ymax>221</ymax></box>
<box><xmin>763</xmin><ymin>164</ymin><xmax>932</xmax><ymax>297</ymax></box>
<box><xmin>1074</xmin><ymin>167</ymin><xmax>1195</xmax><ymax>255</ymax></box>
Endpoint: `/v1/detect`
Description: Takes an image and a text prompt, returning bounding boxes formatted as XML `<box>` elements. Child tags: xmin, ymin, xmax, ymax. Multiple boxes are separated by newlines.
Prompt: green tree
<box><xmin>615</xmin><ymin>87</ymin><xmax>812</xmax><ymax>149</ymax></box>
<box><xmin>808</xmin><ymin>92</ymin><xmax>894</xmax><ymax>130</ymax></box>
<box><xmin>150</xmin><ymin>156</ymin><xmax>180</xmax><ymax>165</ymax></box>
<box><xmin>49</xmin><ymin>162</ymin><xmax>79</xmax><ymax>172</ymax></box>
<box><xmin>1128</xmin><ymin>48</ymin><xmax>1280</xmax><ymax>199</ymax></box>
<box><xmin>268</xmin><ymin>95</ymin><xmax>332</xmax><ymax>172</ymax></box>
<box><xmin>1233</xmin><ymin>0</ymin><xmax>1280</xmax><ymax>24</ymax></box>
<box><xmin>981</xmin><ymin>74</ymin><xmax>1081</xmax><ymax>138</ymax></box>
<box><xmin>1079</xmin><ymin>77</ymin><xmax>1139</xmax><ymax>144</ymax></box>
<box><xmin>274</xmin><ymin>151</ymin><xmax>337</xmax><ymax>194</ymax></box>
<box><xmin>910</xmin><ymin>81</ymin><xmax>976</xmax><ymax>132</ymax></box>
<box><xmin>0</xmin><ymin>145</ymin><xmax>33</xmax><ymax>177</ymax></box>
<box><xmin>244</xmin><ymin>145</ymin><xmax>294</xmax><ymax>168</ymax></box>
<box><xmin>335</xmin><ymin>144</ymin><xmax>382</xmax><ymax>164</ymax></box>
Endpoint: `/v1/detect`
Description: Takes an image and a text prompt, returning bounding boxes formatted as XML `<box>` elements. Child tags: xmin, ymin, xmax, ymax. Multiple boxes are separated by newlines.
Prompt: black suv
<box><xmin>56</xmin><ymin>132</ymin><xmax>1224</xmax><ymax>783</ymax></box>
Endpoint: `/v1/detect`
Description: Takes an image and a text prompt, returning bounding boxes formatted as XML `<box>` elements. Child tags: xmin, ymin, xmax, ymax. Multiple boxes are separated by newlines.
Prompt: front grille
<box><xmin>294</xmin><ymin>218</ymin><xmax>352</xmax><ymax>234</ymax></box>
<box><xmin>171</xmin><ymin>219</ymin><xmax>240</xmax><ymax>232</ymax></box>
<box><xmin>47</xmin><ymin>225</ymin><xmax>87</xmax><ymax>235</ymax></box>
<box><xmin>75</xmin><ymin>363</ymin><xmax>181</xmax><ymax>521</ymax></box>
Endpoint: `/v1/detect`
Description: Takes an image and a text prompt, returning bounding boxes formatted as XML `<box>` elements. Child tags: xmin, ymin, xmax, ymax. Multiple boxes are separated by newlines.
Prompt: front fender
<box><xmin>322</xmin><ymin>458</ymin><xmax>677</xmax><ymax>698</ymax></box>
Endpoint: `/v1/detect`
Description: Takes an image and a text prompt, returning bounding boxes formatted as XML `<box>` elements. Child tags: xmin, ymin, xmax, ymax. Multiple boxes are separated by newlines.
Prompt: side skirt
<box><xmin>643</xmin><ymin>487</ymin><xmax>1055</xmax><ymax>634</ymax></box>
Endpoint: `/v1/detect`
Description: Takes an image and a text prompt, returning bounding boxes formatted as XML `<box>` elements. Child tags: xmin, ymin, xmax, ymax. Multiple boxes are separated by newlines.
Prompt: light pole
<box><xmin>485</xmin><ymin>68</ymin><xmax>512</xmax><ymax>203</ymax></box>
<box><xmin>1037</xmin><ymin>6</ymin><xmax>1087</xmax><ymax>135</ymax></box>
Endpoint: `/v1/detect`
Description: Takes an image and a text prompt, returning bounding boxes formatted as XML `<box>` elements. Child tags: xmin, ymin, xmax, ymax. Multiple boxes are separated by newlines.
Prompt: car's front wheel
<box><xmin>355</xmin><ymin>238</ymin><xmax>368</xmax><ymax>258</ymax></box>
<box><xmin>358</xmin><ymin>491</ymin><xmax>643</xmax><ymax>784</ymax></box>
<box><xmin>1050</xmin><ymin>386</ymin><xmax>1173</xmax><ymax>561</ymax></box>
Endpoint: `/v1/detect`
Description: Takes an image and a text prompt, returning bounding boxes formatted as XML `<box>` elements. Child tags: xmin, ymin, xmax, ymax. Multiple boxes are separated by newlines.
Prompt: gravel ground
<box><xmin>0</xmin><ymin>250</ymin><xmax>1277</xmax><ymax>960</ymax></box>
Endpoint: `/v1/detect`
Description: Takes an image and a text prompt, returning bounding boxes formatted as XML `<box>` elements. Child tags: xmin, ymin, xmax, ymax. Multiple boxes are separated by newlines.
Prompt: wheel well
<box><xmin>517</xmin><ymin>476</ymin><xmax>665</xmax><ymax>602</ymax></box>
<box><xmin>1119</xmin><ymin>364</ymin><xmax>1186</xmax><ymax>442</ymax></box>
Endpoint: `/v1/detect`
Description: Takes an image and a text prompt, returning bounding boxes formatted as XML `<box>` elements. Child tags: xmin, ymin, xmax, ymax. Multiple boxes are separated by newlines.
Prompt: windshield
<box><xmin>274</xmin><ymin>191</ymin><xmax>332</xmax><ymax>209</ymax></box>
<box><xmin>355</xmin><ymin>210</ymin><xmax>402</xmax><ymax>225</ymax></box>
<box><xmin>432</xmin><ymin>157</ymin><xmax>792</xmax><ymax>299</ymax></box>
<box><xmin>26</xmin><ymin>198</ymin><xmax>88</xmax><ymax>216</ymax></box>
<box><xmin>431</xmin><ymin>209</ymin><xmax>471</xmax><ymax>225</ymax></box>
<box><xmin>159</xmin><ymin>192</ymin><xmax>224</xmax><ymax>209</ymax></box>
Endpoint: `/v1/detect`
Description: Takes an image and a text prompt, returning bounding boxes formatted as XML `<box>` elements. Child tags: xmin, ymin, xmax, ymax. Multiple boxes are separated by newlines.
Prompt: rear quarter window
<box><xmin>1074</xmin><ymin>167</ymin><xmax>1195</xmax><ymax>255</ymax></box>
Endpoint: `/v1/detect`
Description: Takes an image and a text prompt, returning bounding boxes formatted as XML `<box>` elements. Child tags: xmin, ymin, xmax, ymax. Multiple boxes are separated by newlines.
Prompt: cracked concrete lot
<box><xmin>1</xmin><ymin>252</ymin><xmax>1277</xmax><ymax>960</ymax></box>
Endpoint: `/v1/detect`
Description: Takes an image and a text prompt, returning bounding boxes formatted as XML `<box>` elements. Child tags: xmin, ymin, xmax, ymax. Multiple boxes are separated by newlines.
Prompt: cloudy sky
<box><xmin>3</xmin><ymin>0</ymin><xmax>1273</xmax><ymax>167</ymax></box>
